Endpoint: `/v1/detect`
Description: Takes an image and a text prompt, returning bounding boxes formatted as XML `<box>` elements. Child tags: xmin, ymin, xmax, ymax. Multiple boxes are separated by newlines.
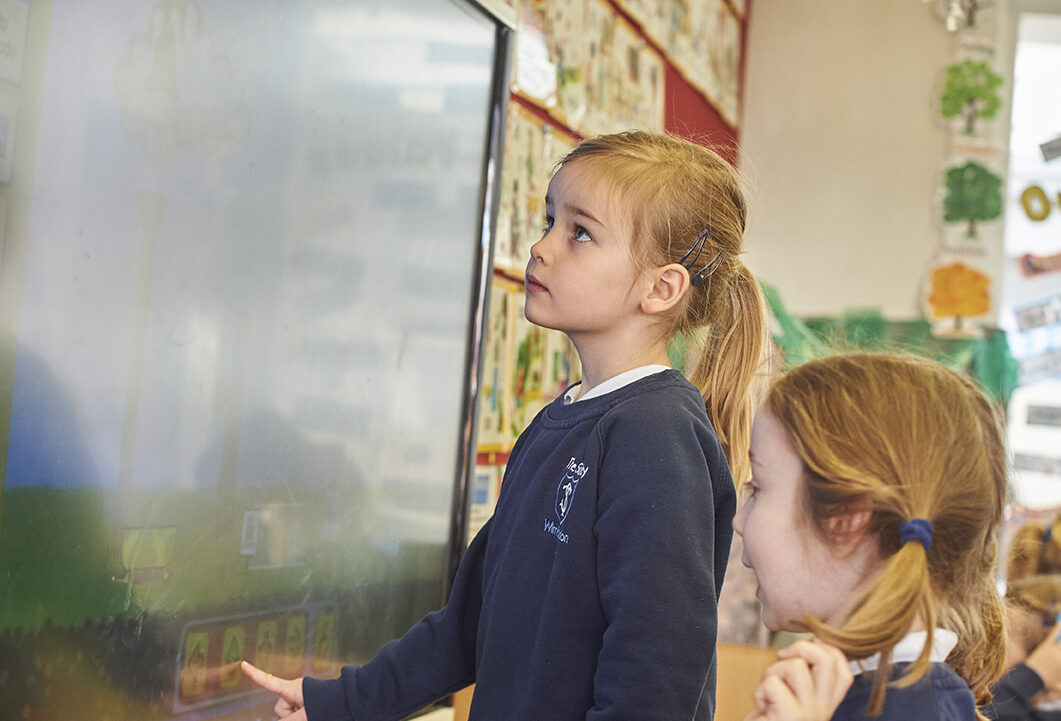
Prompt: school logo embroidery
<box><xmin>554</xmin><ymin>457</ymin><xmax>589</xmax><ymax>526</ymax></box>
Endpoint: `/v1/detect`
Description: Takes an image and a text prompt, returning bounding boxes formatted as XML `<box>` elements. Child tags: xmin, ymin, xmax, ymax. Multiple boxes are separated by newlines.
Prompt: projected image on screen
<box><xmin>0</xmin><ymin>1</ymin><xmax>505</xmax><ymax>718</ymax></box>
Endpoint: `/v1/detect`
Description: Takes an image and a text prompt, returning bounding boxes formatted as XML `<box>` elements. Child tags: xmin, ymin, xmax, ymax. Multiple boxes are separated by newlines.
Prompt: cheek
<box><xmin>739</xmin><ymin>505</ymin><xmax>769</xmax><ymax>557</ymax></box>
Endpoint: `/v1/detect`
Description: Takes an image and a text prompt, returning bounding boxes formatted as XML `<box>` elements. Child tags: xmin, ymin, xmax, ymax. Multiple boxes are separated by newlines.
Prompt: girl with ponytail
<box><xmin>990</xmin><ymin>514</ymin><xmax>1061</xmax><ymax>719</ymax></box>
<box><xmin>245</xmin><ymin>131</ymin><xmax>847</xmax><ymax>721</ymax></box>
<box><xmin>734</xmin><ymin>352</ymin><xmax>1008</xmax><ymax>720</ymax></box>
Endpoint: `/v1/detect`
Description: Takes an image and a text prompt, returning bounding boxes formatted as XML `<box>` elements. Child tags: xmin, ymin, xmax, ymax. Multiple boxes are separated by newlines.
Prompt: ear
<box><xmin>824</xmin><ymin>509</ymin><xmax>874</xmax><ymax>558</ymax></box>
<box><xmin>641</xmin><ymin>263</ymin><xmax>691</xmax><ymax>315</ymax></box>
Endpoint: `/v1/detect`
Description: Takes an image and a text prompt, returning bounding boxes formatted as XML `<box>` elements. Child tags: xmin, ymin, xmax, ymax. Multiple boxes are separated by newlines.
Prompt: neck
<box><xmin>570</xmin><ymin>332</ymin><xmax>671</xmax><ymax>397</ymax></box>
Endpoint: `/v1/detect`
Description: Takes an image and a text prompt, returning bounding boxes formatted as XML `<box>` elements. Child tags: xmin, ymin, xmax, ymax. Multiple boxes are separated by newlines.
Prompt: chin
<box><xmin>523</xmin><ymin>308</ymin><xmax>560</xmax><ymax>332</ymax></box>
<box><xmin>760</xmin><ymin>610</ymin><xmax>801</xmax><ymax>634</ymax></box>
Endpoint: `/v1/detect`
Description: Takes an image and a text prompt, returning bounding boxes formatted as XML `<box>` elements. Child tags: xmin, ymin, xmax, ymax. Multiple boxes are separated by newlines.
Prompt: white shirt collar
<box><xmin>563</xmin><ymin>365</ymin><xmax>671</xmax><ymax>404</ymax></box>
<box><xmin>848</xmin><ymin>628</ymin><xmax>958</xmax><ymax>675</ymax></box>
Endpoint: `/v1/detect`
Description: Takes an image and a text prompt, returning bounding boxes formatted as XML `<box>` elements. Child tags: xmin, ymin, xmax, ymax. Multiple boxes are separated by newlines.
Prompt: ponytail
<box><xmin>687</xmin><ymin>262</ymin><xmax>768</xmax><ymax>485</ymax></box>
<box><xmin>806</xmin><ymin>534</ymin><xmax>936</xmax><ymax>716</ymax></box>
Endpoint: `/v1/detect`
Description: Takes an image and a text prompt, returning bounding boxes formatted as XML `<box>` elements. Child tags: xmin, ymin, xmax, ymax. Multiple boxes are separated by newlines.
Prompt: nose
<box><xmin>732</xmin><ymin>500</ymin><xmax>746</xmax><ymax>538</ymax></box>
<box><xmin>528</xmin><ymin>225</ymin><xmax>554</xmax><ymax>264</ymax></box>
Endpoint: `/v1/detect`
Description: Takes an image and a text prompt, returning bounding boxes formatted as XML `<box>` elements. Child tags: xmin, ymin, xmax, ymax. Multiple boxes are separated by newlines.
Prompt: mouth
<box><xmin>525</xmin><ymin>272</ymin><xmax>547</xmax><ymax>294</ymax></box>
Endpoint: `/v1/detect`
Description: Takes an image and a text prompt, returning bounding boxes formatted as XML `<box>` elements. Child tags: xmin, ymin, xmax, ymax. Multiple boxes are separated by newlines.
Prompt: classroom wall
<box><xmin>739</xmin><ymin>1</ymin><xmax>960</xmax><ymax>320</ymax></box>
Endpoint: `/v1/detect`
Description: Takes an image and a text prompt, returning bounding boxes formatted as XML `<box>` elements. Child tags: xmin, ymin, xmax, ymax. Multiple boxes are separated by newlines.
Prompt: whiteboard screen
<box><xmin>0</xmin><ymin>0</ymin><xmax>506</xmax><ymax>717</ymax></box>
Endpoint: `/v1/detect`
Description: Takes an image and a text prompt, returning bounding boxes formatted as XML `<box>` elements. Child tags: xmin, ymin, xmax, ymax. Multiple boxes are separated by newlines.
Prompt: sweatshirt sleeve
<box><xmin>986</xmin><ymin>663</ymin><xmax>1047</xmax><ymax>721</ymax></box>
<box><xmin>302</xmin><ymin>518</ymin><xmax>490</xmax><ymax>721</ymax></box>
<box><xmin>587</xmin><ymin>399</ymin><xmax>733</xmax><ymax>721</ymax></box>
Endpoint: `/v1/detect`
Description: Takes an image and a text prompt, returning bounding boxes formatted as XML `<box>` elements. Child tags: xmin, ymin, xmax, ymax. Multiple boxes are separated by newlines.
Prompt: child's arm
<box><xmin>1025</xmin><ymin>621</ymin><xmax>1061</xmax><ymax>698</ymax></box>
<box><xmin>991</xmin><ymin>619</ymin><xmax>1061</xmax><ymax>720</ymax></box>
<box><xmin>744</xmin><ymin>640</ymin><xmax>853</xmax><ymax>721</ymax></box>
<box><xmin>246</xmin><ymin>518</ymin><xmax>491</xmax><ymax>721</ymax></box>
<box><xmin>590</xmin><ymin>395</ymin><xmax>734</xmax><ymax>720</ymax></box>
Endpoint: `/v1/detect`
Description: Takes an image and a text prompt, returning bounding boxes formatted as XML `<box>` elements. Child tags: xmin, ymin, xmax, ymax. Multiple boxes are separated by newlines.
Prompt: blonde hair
<box><xmin>1003</xmin><ymin>515</ymin><xmax>1061</xmax><ymax>659</ymax></box>
<box><xmin>556</xmin><ymin>131</ymin><xmax>767</xmax><ymax>483</ymax></box>
<box><xmin>765</xmin><ymin>353</ymin><xmax>1007</xmax><ymax>717</ymax></box>
<box><xmin>1006</xmin><ymin>514</ymin><xmax>1061</xmax><ymax>582</ymax></box>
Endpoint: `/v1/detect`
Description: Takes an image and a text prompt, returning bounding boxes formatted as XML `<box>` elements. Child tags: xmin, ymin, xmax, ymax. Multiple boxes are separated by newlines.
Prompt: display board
<box><xmin>0</xmin><ymin>0</ymin><xmax>510</xmax><ymax>718</ymax></box>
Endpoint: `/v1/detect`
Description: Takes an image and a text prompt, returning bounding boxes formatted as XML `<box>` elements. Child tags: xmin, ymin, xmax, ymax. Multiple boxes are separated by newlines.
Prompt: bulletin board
<box><xmin>0</xmin><ymin>0</ymin><xmax>511</xmax><ymax>718</ymax></box>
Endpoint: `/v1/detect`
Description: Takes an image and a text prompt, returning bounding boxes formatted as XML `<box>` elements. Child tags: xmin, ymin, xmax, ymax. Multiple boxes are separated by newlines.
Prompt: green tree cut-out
<box><xmin>940</xmin><ymin>59</ymin><xmax>1003</xmax><ymax>135</ymax></box>
<box><xmin>943</xmin><ymin>161</ymin><xmax>1003</xmax><ymax>238</ymax></box>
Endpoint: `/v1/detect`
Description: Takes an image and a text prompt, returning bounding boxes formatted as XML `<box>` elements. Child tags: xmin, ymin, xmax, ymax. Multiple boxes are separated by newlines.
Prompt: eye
<box><xmin>740</xmin><ymin>482</ymin><xmax>759</xmax><ymax>502</ymax></box>
<box><xmin>573</xmin><ymin>225</ymin><xmax>592</xmax><ymax>243</ymax></box>
<box><xmin>542</xmin><ymin>215</ymin><xmax>554</xmax><ymax>237</ymax></box>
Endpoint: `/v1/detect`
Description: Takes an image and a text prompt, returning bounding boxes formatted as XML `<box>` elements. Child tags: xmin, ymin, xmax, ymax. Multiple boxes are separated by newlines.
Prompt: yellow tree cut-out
<box><xmin>927</xmin><ymin>262</ymin><xmax>991</xmax><ymax>330</ymax></box>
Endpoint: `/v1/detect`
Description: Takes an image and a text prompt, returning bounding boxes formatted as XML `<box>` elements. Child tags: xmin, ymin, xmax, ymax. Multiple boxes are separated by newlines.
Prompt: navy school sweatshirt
<box><xmin>303</xmin><ymin>369</ymin><xmax>736</xmax><ymax>721</ymax></box>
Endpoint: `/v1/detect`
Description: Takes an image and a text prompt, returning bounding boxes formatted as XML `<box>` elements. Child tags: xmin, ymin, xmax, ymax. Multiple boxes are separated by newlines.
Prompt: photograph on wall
<box><xmin>582</xmin><ymin>0</ymin><xmax>617</xmax><ymax>135</ymax></box>
<box><xmin>477</xmin><ymin>275</ymin><xmax>519</xmax><ymax>451</ymax></box>
<box><xmin>467</xmin><ymin>462</ymin><xmax>505</xmax><ymax>545</ymax></box>
<box><xmin>609</xmin><ymin>13</ymin><xmax>666</xmax><ymax>133</ymax></box>
<box><xmin>540</xmin><ymin>324</ymin><xmax>580</xmax><ymax>401</ymax></box>
<box><xmin>495</xmin><ymin>104</ymin><xmax>545</xmax><ymax>270</ymax></box>
<box><xmin>507</xmin><ymin>310</ymin><xmax>581</xmax><ymax>440</ymax></box>
<box><xmin>617</xmin><ymin>0</ymin><xmax>669</xmax><ymax>50</ymax></box>
<box><xmin>477</xmin><ymin>274</ymin><xmax>579</xmax><ymax>455</ymax></box>
<box><xmin>512</xmin><ymin>0</ymin><xmax>558</xmax><ymax>105</ymax></box>
<box><xmin>705</xmin><ymin>1</ymin><xmax>742</xmax><ymax>126</ymax></box>
<box><xmin>494</xmin><ymin>102</ymin><xmax>577</xmax><ymax>270</ymax></box>
<box><xmin>548</xmin><ymin>0</ymin><xmax>590</xmax><ymax>129</ymax></box>
<box><xmin>508</xmin><ymin>310</ymin><xmax>547</xmax><ymax>437</ymax></box>
<box><xmin>510</xmin><ymin>0</ymin><xmax>587</xmax><ymax>129</ymax></box>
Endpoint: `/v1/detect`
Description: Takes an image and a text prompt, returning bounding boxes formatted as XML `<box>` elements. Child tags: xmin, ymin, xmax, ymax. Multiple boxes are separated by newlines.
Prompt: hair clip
<box><xmin>680</xmin><ymin>229</ymin><xmax>725</xmax><ymax>287</ymax></box>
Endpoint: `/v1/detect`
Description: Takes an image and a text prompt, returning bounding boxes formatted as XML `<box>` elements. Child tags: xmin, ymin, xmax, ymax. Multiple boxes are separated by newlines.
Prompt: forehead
<box><xmin>750</xmin><ymin>410</ymin><xmax>804</xmax><ymax>482</ymax></box>
<box><xmin>547</xmin><ymin>161</ymin><xmax>629</xmax><ymax>217</ymax></box>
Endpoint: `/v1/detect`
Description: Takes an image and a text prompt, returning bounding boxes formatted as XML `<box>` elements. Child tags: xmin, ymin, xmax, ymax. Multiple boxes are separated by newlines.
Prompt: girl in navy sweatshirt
<box><xmin>240</xmin><ymin>130</ymin><xmax>809</xmax><ymax>721</ymax></box>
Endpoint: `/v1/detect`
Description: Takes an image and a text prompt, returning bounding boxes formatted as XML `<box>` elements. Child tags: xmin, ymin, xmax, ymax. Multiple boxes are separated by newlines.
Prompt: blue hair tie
<box><xmin>1045</xmin><ymin>526</ymin><xmax>1054</xmax><ymax>543</ymax></box>
<box><xmin>899</xmin><ymin>518</ymin><xmax>934</xmax><ymax>551</ymax></box>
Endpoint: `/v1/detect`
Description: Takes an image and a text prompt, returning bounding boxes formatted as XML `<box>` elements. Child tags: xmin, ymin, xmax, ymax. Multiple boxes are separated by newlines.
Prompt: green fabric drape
<box><xmin>761</xmin><ymin>281</ymin><xmax>1019</xmax><ymax>405</ymax></box>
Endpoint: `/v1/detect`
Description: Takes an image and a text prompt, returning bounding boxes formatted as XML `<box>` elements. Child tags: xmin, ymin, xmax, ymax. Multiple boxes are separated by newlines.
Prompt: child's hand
<box><xmin>1026</xmin><ymin>621</ymin><xmax>1061</xmax><ymax>698</ymax></box>
<box><xmin>744</xmin><ymin>639</ymin><xmax>853</xmax><ymax>721</ymax></box>
<box><xmin>241</xmin><ymin>661</ymin><xmax>307</xmax><ymax>720</ymax></box>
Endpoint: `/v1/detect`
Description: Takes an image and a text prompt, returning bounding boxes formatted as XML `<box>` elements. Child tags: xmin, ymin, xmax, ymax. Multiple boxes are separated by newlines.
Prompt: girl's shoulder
<box><xmin>835</xmin><ymin>664</ymin><xmax>975</xmax><ymax>721</ymax></box>
<box><xmin>599</xmin><ymin>369</ymin><xmax>706</xmax><ymax>418</ymax></box>
<box><xmin>540</xmin><ymin>369</ymin><xmax>706</xmax><ymax>428</ymax></box>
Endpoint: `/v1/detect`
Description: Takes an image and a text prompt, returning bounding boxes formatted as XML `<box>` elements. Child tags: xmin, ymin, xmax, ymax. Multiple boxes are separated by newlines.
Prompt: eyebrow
<box><xmin>545</xmin><ymin>195</ymin><xmax>607</xmax><ymax>229</ymax></box>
